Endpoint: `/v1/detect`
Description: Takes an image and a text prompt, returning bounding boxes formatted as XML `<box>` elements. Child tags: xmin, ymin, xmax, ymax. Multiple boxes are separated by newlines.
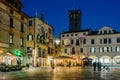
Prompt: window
<box><xmin>64</xmin><ymin>49</ymin><xmax>67</xmax><ymax>53</ymax></box>
<box><xmin>83</xmin><ymin>39</ymin><xmax>86</xmax><ymax>44</ymax></box>
<box><xmin>83</xmin><ymin>33</ymin><xmax>86</xmax><ymax>35</ymax></box>
<box><xmin>109</xmin><ymin>30</ymin><xmax>111</xmax><ymax>33</ymax></box>
<box><xmin>75</xmin><ymin>34</ymin><xmax>78</xmax><ymax>36</ymax></box>
<box><xmin>27</xmin><ymin>47</ymin><xmax>32</xmax><ymax>53</ymax></box>
<box><xmin>108</xmin><ymin>38</ymin><xmax>111</xmax><ymax>43</ymax></box>
<box><xmin>116</xmin><ymin>46</ymin><xmax>120</xmax><ymax>52</ymax></box>
<box><xmin>72</xmin><ymin>47</ymin><xmax>75</xmax><ymax>54</ymax></box>
<box><xmin>104</xmin><ymin>38</ymin><xmax>107</xmax><ymax>44</ymax></box>
<box><xmin>80</xmin><ymin>48</ymin><xmax>83</xmax><ymax>53</ymax></box>
<box><xmin>37</xmin><ymin>34</ymin><xmax>40</xmax><ymax>42</ymax></box>
<box><xmin>67</xmin><ymin>34</ymin><xmax>69</xmax><ymax>37</ymax></box>
<box><xmin>27</xmin><ymin>34</ymin><xmax>33</xmax><ymax>41</ymax></box>
<box><xmin>71</xmin><ymin>39</ymin><xmax>74</xmax><ymax>44</ymax></box>
<box><xmin>90</xmin><ymin>47</ymin><xmax>96</xmax><ymax>53</ymax></box>
<box><xmin>41</xmin><ymin>27</ymin><xmax>45</xmax><ymax>33</ymax></box>
<box><xmin>38</xmin><ymin>48</ymin><xmax>41</xmax><ymax>57</ymax></box>
<box><xmin>76</xmin><ymin>39</ymin><xmax>79</xmax><ymax>45</ymax></box>
<box><xmin>91</xmin><ymin>39</ymin><xmax>95</xmax><ymax>44</ymax></box>
<box><xmin>100</xmin><ymin>47</ymin><xmax>112</xmax><ymax>53</ymax></box>
<box><xmin>100</xmin><ymin>31</ymin><xmax>102</xmax><ymax>34</ymax></box>
<box><xmin>9</xmin><ymin>34</ymin><xmax>13</xmax><ymax>44</ymax></box>
<box><xmin>48</xmin><ymin>47</ymin><xmax>50</xmax><ymax>54</ymax></box>
<box><xmin>117</xmin><ymin>38</ymin><xmax>120</xmax><ymax>43</ymax></box>
<box><xmin>20</xmin><ymin>37</ymin><xmax>24</xmax><ymax>47</ymax></box>
<box><xmin>62</xmin><ymin>40</ymin><xmax>64</xmax><ymax>45</ymax></box>
<box><xmin>104</xmin><ymin>30</ymin><xmax>107</xmax><ymax>34</ymax></box>
<box><xmin>71</xmin><ymin>34</ymin><xmax>73</xmax><ymax>36</ymax></box>
<box><xmin>100</xmin><ymin>47</ymin><xmax>103</xmax><ymax>53</ymax></box>
<box><xmin>10</xmin><ymin>17</ymin><xmax>13</xmax><ymax>27</ymax></box>
<box><xmin>21</xmin><ymin>17</ymin><xmax>24</xmax><ymax>20</ymax></box>
<box><xmin>21</xmin><ymin>23</ymin><xmax>24</xmax><ymax>32</ymax></box>
<box><xmin>29</xmin><ymin>20</ymin><xmax>32</xmax><ymax>26</ymax></box>
<box><xmin>10</xmin><ymin>9</ymin><xmax>14</xmax><ymax>14</ymax></box>
<box><xmin>42</xmin><ymin>49</ymin><xmax>46</xmax><ymax>58</ymax></box>
<box><xmin>48</xmin><ymin>28</ymin><xmax>52</xmax><ymax>34</ymax></box>
<box><xmin>104</xmin><ymin>47</ymin><xmax>107</xmax><ymax>52</ymax></box>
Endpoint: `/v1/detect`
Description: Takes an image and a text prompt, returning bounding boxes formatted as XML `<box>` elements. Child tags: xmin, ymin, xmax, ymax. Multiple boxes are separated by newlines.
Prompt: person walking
<box><xmin>97</xmin><ymin>61</ymin><xmax>102</xmax><ymax>71</ymax></box>
<box><xmin>93</xmin><ymin>62</ymin><xmax>97</xmax><ymax>71</ymax></box>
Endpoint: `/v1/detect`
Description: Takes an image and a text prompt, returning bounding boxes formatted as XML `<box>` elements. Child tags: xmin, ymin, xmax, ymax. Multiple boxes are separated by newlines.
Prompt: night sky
<box><xmin>21</xmin><ymin>0</ymin><xmax>120</xmax><ymax>37</ymax></box>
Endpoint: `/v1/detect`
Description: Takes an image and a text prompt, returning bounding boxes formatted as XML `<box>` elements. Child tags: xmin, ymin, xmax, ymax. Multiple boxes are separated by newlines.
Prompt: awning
<box><xmin>82</xmin><ymin>57</ymin><xmax>93</xmax><ymax>61</ymax></box>
<box><xmin>0</xmin><ymin>52</ymin><xmax>17</xmax><ymax>57</ymax></box>
<box><xmin>54</xmin><ymin>56</ymin><xmax>74</xmax><ymax>59</ymax></box>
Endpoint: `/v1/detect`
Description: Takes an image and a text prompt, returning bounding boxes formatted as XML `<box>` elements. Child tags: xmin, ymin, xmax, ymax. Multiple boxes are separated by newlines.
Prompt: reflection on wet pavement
<box><xmin>0</xmin><ymin>67</ymin><xmax>120</xmax><ymax>80</ymax></box>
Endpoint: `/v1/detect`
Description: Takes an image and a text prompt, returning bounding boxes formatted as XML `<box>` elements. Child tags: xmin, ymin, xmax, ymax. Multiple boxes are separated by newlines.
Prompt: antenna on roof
<box><xmin>35</xmin><ymin>10</ymin><xmax>38</xmax><ymax>18</ymax></box>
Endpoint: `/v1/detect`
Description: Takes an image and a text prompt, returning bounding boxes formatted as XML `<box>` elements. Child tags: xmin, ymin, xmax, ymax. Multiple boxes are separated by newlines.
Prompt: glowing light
<box><xmin>0</xmin><ymin>50</ymin><xmax>3</xmax><ymax>53</ymax></box>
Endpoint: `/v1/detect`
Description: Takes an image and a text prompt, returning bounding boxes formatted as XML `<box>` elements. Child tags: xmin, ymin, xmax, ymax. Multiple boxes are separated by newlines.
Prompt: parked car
<box><xmin>15</xmin><ymin>65</ymin><xmax>22</xmax><ymax>70</ymax></box>
<box><xmin>0</xmin><ymin>64</ymin><xmax>10</xmax><ymax>72</ymax></box>
<box><xmin>9</xmin><ymin>65</ymin><xmax>16</xmax><ymax>71</ymax></box>
<box><xmin>0</xmin><ymin>63</ymin><xmax>23</xmax><ymax>72</ymax></box>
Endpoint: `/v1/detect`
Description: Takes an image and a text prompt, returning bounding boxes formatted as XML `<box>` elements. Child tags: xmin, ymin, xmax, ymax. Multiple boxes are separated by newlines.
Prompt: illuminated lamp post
<box><xmin>52</xmin><ymin>39</ymin><xmax>60</xmax><ymax>69</ymax></box>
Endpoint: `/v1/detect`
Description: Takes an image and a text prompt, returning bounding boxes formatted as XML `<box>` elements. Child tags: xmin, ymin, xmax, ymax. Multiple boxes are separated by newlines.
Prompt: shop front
<box><xmin>0</xmin><ymin>52</ymin><xmax>18</xmax><ymax>65</ymax></box>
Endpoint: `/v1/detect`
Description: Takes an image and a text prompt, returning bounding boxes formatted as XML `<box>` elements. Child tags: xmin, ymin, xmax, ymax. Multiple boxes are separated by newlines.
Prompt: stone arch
<box><xmin>99</xmin><ymin>55</ymin><xmax>112</xmax><ymax>64</ymax></box>
<box><xmin>89</xmin><ymin>56</ymin><xmax>98</xmax><ymax>63</ymax></box>
<box><xmin>113</xmin><ymin>55</ymin><xmax>120</xmax><ymax>65</ymax></box>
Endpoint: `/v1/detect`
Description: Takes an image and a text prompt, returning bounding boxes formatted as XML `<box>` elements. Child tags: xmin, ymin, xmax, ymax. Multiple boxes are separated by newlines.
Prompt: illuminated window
<box><xmin>9</xmin><ymin>34</ymin><xmax>13</xmax><ymax>44</ymax></box>
<box><xmin>100</xmin><ymin>47</ymin><xmax>112</xmax><ymax>53</ymax></box>
<box><xmin>27</xmin><ymin>34</ymin><xmax>33</xmax><ymax>41</ymax></box>
<box><xmin>116</xmin><ymin>46</ymin><xmax>120</xmax><ymax>52</ymax></box>
<box><xmin>20</xmin><ymin>37</ymin><xmax>24</xmax><ymax>46</ymax></box>
<box><xmin>90</xmin><ymin>47</ymin><xmax>96</xmax><ymax>53</ymax></box>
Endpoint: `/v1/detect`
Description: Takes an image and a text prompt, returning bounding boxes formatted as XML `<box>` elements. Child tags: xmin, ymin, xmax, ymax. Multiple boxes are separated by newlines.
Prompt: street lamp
<box><xmin>52</xmin><ymin>38</ymin><xmax>60</xmax><ymax>69</ymax></box>
<box><xmin>55</xmin><ymin>39</ymin><xmax>60</xmax><ymax>45</ymax></box>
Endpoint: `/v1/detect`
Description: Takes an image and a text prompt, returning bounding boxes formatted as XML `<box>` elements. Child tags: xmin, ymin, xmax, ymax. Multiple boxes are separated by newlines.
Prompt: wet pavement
<box><xmin>0</xmin><ymin>66</ymin><xmax>120</xmax><ymax>80</ymax></box>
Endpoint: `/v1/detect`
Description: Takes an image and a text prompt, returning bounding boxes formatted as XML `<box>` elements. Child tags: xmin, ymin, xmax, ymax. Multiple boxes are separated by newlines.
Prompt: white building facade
<box><xmin>61</xmin><ymin>26</ymin><xmax>120</xmax><ymax>66</ymax></box>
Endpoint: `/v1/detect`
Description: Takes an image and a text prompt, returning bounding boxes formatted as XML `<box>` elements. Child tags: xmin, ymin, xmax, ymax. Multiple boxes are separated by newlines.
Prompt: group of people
<box><xmin>93</xmin><ymin>61</ymin><xmax>102</xmax><ymax>71</ymax></box>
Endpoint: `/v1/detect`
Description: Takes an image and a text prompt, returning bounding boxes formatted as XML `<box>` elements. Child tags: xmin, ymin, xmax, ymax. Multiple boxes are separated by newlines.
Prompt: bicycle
<box><xmin>102</xmin><ymin>65</ymin><xmax>110</xmax><ymax>72</ymax></box>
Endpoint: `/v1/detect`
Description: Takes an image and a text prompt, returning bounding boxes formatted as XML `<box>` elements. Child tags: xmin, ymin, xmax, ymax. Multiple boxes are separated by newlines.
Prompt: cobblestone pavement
<box><xmin>0</xmin><ymin>66</ymin><xmax>120</xmax><ymax>80</ymax></box>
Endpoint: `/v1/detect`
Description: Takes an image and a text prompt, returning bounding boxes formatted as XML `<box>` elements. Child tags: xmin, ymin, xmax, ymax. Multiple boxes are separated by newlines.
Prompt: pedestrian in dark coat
<box><xmin>97</xmin><ymin>62</ymin><xmax>102</xmax><ymax>71</ymax></box>
<box><xmin>93</xmin><ymin>62</ymin><xmax>97</xmax><ymax>71</ymax></box>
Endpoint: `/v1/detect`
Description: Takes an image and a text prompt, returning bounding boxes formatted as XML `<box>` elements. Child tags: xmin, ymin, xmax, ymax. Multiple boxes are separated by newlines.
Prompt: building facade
<box><xmin>0</xmin><ymin>0</ymin><xmax>29</xmax><ymax>65</ymax></box>
<box><xmin>61</xmin><ymin>29</ymin><xmax>89</xmax><ymax>66</ymax></box>
<box><xmin>27</xmin><ymin>16</ymin><xmax>54</xmax><ymax>67</ymax></box>
<box><xmin>61</xmin><ymin>26</ymin><xmax>120</xmax><ymax>66</ymax></box>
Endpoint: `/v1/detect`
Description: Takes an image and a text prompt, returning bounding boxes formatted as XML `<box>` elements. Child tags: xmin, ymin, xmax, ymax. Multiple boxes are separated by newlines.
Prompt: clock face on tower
<box><xmin>64</xmin><ymin>39</ymin><xmax>70</xmax><ymax>46</ymax></box>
